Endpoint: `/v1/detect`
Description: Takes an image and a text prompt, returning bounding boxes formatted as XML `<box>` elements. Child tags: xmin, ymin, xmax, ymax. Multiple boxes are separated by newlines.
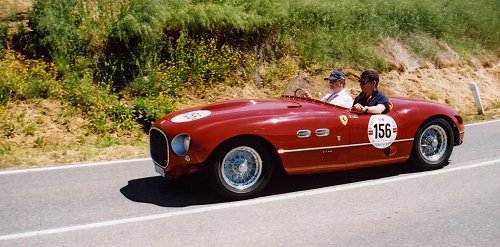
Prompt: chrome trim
<box><xmin>315</xmin><ymin>128</ymin><xmax>330</xmax><ymax>137</ymax></box>
<box><xmin>393</xmin><ymin>138</ymin><xmax>415</xmax><ymax>143</ymax></box>
<box><xmin>297</xmin><ymin>130</ymin><xmax>311</xmax><ymax>138</ymax></box>
<box><xmin>277</xmin><ymin>138</ymin><xmax>414</xmax><ymax>154</ymax></box>
<box><xmin>149</xmin><ymin>127</ymin><xmax>169</xmax><ymax>168</ymax></box>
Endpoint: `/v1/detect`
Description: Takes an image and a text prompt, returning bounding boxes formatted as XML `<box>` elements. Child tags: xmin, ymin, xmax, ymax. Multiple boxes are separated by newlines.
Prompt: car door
<box><xmin>347</xmin><ymin>110</ymin><xmax>406</xmax><ymax>167</ymax></box>
<box><xmin>277</xmin><ymin>107</ymin><xmax>351</xmax><ymax>174</ymax></box>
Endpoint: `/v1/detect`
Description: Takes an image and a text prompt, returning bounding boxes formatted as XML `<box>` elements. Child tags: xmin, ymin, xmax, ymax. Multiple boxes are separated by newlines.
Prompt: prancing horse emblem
<box><xmin>339</xmin><ymin>115</ymin><xmax>348</xmax><ymax>125</ymax></box>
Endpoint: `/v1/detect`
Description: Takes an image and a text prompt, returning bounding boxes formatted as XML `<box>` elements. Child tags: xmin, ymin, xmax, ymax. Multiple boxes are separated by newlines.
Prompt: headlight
<box><xmin>172</xmin><ymin>134</ymin><xmax>191</xmax><ymax>156</ymax></box>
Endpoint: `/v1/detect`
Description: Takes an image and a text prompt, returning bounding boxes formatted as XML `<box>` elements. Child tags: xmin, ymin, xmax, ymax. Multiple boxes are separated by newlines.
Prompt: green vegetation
<box><xmin>0</xmin><ymin>0</ymin><xmax>499</xmax><ymax>167</ymax></box>
<box><xmin>2</xmin><ymin>0</ymin><xmax>499</xmax><ymax>131</ymax></box>
<box><xmin>0</xmin><ymin>22</ymin><xmax>7</xmax><ymax>55</ymax></box>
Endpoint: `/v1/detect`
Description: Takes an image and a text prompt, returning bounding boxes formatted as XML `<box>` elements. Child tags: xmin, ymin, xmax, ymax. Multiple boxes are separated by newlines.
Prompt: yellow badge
<box><xmin>339</xmin><ymin>115</ymin><xmax>348</xmax><ymax>125</ymax></box>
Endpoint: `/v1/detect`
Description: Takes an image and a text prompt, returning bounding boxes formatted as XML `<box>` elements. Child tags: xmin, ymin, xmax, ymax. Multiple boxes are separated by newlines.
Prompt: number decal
<box><xmin>171</xmin><ymin>110</ymin><xmax>211</xmax><ymax>123</ymax></box>
<box><xmin>368</xmin><ymin>115</ymin><xmax>397</xmax><ymax>149</ymax></box>
<box><xmin>374</xmin><ymin>123</ymin><xmax>392</xmax><ymax>139</ymax></box>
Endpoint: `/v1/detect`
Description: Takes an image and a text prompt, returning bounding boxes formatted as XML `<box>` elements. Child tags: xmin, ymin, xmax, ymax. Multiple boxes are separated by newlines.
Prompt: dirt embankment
<box><xmin>0</xmin><ymin>0</ymin><xmax>31</xmax><ymax>19</ymax></box>
<box><xmin>378</xmin><ymin>38</ymin><xmax>499</xmax><ymax>116</ymax></box>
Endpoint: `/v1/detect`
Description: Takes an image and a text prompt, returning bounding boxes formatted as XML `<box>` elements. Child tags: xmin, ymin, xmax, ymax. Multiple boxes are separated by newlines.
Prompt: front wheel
<box><xmin>409</xmin><ymin>118</ymin><xmax>454</xmax><ymax>170</ymax></box>
<box><xmin>207</xmin><ymin>139</ymin><xmax>274</xmax><ymax>199</ymax></box>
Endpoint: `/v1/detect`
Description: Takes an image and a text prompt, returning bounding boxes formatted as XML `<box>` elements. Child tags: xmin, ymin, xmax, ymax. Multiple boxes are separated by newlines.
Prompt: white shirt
<box><xmin>321</xmin><ymin>89</ymin><xmax>354</xmax><ymax>108</ymax></box>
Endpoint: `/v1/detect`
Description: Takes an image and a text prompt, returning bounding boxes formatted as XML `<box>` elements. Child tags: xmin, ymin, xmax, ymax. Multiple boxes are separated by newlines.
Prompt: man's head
<box><xmin>325</xmin><ymin>70</ymin><xmax>346</xmax><ymax>81</ymax></box>
<box><xmin>358</xmin><ymin>69</ymin><xmax>379</xmax><ymax>86</ymax></box>
<box><xmin>358</xmin><ymin>69</ymin><xmax>379</xmax><ymax>94</ymax></box>
<box><xmin>324</xmin><ymin>70</ymin><xmax>346</xmax><ymax>90</ymax></box>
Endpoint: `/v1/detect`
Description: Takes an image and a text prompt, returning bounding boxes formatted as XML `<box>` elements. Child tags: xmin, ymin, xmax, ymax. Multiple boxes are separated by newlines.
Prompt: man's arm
<box><xmin>362</xmin><ymin>104</ymin><xmax>386</xmax><ymax>114</ymax></box>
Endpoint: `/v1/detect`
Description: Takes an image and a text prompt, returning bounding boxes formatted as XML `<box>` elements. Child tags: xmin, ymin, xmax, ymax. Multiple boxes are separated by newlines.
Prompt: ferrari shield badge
<box><xmin>339</xmin><ymin>115</ymin><xmax>348</xmax><ymax>126</ymax></box>
<box><xmin>367</xmin><ymin>115</ymin><xmax>397</xmax><ymax>149</ymax></box>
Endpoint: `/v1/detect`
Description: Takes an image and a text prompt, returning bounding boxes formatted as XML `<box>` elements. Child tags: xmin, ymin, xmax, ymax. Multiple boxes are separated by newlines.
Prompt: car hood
<box><xmin>155</xmin><ymin>98</ymin><xmax>309</xmax><ymax>127</ymax></box>
<box><xmin>201</xmin><ymin>98</ymin><xmax>302</xmax><ymax>113</ymax></box>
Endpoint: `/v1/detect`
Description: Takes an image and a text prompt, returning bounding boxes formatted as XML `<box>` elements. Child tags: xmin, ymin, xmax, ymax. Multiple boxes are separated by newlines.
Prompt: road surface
<box><xmin>1</xmin><ymin>120</ymin><xmax>499</xmax><ymax>246</ymax></box>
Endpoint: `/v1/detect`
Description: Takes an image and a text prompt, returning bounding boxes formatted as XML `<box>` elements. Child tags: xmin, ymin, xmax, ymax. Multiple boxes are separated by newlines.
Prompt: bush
<box><xmin>0</xmin><ymin>23</ymin><xmax>7</xmax><ymax>55</ymax></box>
<box><xmin>0</xmin><ymin>50</ymin><xmax>62</xmax><ymax>105</ymax></box>
<box><xmin>63</xmin><ymin>74</ymin><xmax>109</xmax><ymax>114</ymax></box>
<box><xmin>29</xmin><ymin>0</ymin><xmax>88</xmax><ymax>71</ymax></box>
<box><xmin>109</xmin><ymin>101</ymin><xmax>140</xmax><ymax>131</ymax></box>
<box><xmin>94</xmin><ymin>0</ymin><xmax>168</xmax><ymax>88</ymax></box>
<box><xmin>63</xmin><ymin>74</ymin><xmax>143</xmax><ymax>133</ymax></box>
<box><xmin>133</xmin><ymin>92</ymin><xmax>176</xmax><ymax>131</ymax></box>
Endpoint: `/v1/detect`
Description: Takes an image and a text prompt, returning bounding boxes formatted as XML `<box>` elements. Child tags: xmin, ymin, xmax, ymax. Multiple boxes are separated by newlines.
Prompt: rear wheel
<box><xmin>207</xmin><ymin>139</ymin><xmax>274</xmax><ymax>199</ymax></box>
<box><xmin>409</xmin><ymin>118</ymin><xmax>454</xmax><ymax>170</ymax></box>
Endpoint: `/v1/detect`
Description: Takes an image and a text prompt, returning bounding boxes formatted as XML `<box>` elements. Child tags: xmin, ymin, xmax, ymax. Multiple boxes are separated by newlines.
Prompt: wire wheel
<box><xmin>410</xmin><ymin>118</ymin><xmax>454</xmax><ymax>170</ymax></box>
<box><xmin>418</xmin><ymin>125</ymin><xmax>448</xmax><ymax>163</ymax></box>
<box><xmin>208</xmin><ymin>138</ymin><xmax>274</xmax><ymax>199</ymax></box>
<box><xmin>221</xmin><ymin>146</ymin><xmax>262</xmax><ymax>192</ymax></box>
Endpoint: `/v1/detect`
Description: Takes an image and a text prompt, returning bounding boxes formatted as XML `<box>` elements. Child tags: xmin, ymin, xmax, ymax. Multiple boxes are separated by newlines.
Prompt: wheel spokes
<box><xmin>221</xmin><ymin>146</ymin><xmax>263</xmax><ymax>191</ymax></box>
<box><xmin>419</xmin><ymin>125</ymin><xmax>447</xmax><ymax>162</ymax></box>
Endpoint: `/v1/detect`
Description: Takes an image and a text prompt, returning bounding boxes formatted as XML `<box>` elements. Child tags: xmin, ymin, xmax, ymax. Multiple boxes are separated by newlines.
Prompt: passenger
<box><xmin>302</xmin><ymin>70</ymin><xmax>354</xmax><ymax>108</ymax></box>
<box><xmin>352</xmin><ymin>69</ymin><xmax>390</xmax><ymax>114</ymax></box>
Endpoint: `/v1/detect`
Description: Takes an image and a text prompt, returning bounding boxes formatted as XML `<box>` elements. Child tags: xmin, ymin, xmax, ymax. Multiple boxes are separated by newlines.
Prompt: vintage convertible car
<box><xmin>149</xmin><ymin>79</ymin><xmax>464</xmax><ymax>199</ymax></box>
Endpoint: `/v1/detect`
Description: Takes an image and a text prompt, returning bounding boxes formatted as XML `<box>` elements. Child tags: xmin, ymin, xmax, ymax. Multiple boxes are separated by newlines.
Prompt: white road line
<box><xmin>465</xmin><ymin>118</ymin><xmax>500</xmax><ymax>126</ymax></box>
<box><xmin>1</xmin><ymin>158</ymin><xmax>499</xmax><ymax>241</ymax></box>
<box><xmin>0</xmin><ymin>158</ymin><xmax>151</xmax><ymax>175</ymax></box>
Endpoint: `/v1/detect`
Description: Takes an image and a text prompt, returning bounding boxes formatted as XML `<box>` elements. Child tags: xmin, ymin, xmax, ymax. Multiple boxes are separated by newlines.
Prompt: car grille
<box><xmin>149</xmin><ymin>127</ymin><xmax>169</xmax><ymax>168</ymax></box>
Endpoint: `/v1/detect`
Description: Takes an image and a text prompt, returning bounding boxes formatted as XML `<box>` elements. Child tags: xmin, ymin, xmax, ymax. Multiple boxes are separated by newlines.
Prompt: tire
<box><xmin>207</xmin><ymin>138</ymin><xmax>274</xmax><ymax>199</ymax></box>
<box><xmin>409</xmin><ymin>118</ymin><xmax>454</xmax><ymax>170</ymax></box>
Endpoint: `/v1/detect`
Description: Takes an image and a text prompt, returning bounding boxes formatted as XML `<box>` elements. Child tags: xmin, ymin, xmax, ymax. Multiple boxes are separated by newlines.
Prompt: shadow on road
<box><xmin>120</xmin><ymin>162</ymin><xmax>421</xmax><ymax>207</ymax></box>
<box><xmin>120</xmin><ymin>174</ymin><xmax>224</xmax><ymax>207</ymax></box>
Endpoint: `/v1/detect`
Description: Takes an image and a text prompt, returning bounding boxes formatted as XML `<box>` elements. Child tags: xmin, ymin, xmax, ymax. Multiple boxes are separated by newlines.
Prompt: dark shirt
<box><xmin>353</xmin><ymin>90</ymin><xmax>390</xmax><ymax>114</ymax></box>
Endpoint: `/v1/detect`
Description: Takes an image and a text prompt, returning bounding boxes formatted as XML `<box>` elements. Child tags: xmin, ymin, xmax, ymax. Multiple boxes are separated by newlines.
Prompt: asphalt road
<box><xmin>1</xmin><ymin>120</ymin><xmax>499</xmax><ymax>247</ymax></box>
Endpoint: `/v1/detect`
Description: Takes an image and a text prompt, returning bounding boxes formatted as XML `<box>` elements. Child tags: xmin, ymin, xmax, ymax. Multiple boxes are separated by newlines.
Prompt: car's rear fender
<box><xmin>415</xmin><ymin>114</ymin><xmax>463</xmax><ymax>146</ymax></box>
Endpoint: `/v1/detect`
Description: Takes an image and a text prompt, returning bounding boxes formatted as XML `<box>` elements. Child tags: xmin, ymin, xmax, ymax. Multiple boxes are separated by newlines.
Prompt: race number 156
<box><xmin>373</xmin><ymin>123</ymin><xmax>392</xmax><ymax>139</ymax></box>
<box><xmin>368</xmin><ymin>115</ymin><xmax>397</xmax><ymax>149</ymax></box>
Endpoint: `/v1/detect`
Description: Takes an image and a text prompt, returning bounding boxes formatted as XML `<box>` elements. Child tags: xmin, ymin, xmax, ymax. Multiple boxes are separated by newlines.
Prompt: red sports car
<box><xmin>149</xmin><ymin>79</ymin><xmax>464</xmax><ymax>199</ymax></box>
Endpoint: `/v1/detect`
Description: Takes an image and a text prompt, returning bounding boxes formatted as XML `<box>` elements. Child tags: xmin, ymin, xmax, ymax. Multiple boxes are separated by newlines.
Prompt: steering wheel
<box><xmin>294</xmin><ymin>88</ymin><xmax>307</xmax><ymax>97</ymax></box>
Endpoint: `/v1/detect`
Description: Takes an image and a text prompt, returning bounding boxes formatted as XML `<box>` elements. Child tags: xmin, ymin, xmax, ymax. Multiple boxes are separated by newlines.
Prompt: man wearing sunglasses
<box><xmin>352</xmin><ymin>69</ymin><xmax>390</xmax><ymax>114</ymax></box>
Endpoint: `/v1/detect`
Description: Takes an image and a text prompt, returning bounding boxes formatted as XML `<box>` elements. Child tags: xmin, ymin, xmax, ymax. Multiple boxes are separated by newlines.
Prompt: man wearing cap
<box><xmin>301</xmin><ymin>70</ymin><xmax>353</xmax><ymax>108</ymax></box>
<box><xmin>320</xmin><ymin>70</ymin><xmax>353</xmax><ymax>108</ymax></box>
<box><xmin>352</xmin><ymin>69</ymin><xmax>390</xmax><ymax>114</ymax></box>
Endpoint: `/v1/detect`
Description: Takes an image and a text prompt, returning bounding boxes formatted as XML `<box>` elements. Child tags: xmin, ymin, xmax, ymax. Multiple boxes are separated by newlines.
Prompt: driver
<box><xmin>302</xmin><ymin>70</ymin><xmax>354</xmax><ymax>108</ymax></box>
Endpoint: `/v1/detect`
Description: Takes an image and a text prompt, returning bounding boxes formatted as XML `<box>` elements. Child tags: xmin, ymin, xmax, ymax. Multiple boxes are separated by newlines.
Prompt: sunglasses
<box><xmin>358</xmin><ymin>79</ymin><xmax>372</xmax><ymax>85</ymax></box>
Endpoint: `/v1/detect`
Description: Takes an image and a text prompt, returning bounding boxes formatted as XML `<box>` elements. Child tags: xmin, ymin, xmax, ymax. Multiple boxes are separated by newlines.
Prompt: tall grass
<box><xmin>283</xmin><ymin>0</ymin><xmax>499</xmax><ymax>68</ymax></box>
<box><xmin>0</xmin><ymin>23</ymin><xmax>7</xmax><ymax>55</ymax></box>
<box><xmin>27</xmin><ymin>0</ymin><xmax>499</xmax><ymax>80</ymax></box>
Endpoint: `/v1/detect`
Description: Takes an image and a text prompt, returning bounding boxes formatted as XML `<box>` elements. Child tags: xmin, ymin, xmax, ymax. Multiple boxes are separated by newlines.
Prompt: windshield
<box><xmin>282</xmin><ymin>77</ymin><xmax>332</xmax><ymax>100</ymax></box>
<box><xmin>281</xmin><ymin>77</ymin><xmax>357</xmax><ymax>110</ymax></box>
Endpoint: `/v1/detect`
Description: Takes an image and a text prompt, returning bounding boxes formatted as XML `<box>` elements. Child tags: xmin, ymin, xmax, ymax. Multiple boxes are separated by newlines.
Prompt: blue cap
<box><xmin>324</xmin><ymin>70</ymin><xmax>346</xmax><ymax>81</ymax></box>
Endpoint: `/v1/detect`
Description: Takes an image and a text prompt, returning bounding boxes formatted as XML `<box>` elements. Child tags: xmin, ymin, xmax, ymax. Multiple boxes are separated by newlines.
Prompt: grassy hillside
<box><xmin>0</xmin><ymin>0</ymin><xmax>499</xmax><ymax>168</ymax></box>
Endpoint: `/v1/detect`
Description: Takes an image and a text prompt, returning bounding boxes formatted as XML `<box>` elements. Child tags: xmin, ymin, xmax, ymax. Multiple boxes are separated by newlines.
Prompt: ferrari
<box><xmin>149</xmin><ymin>79</ymin><xmax>464</xmax><ymax>199</ymax></box>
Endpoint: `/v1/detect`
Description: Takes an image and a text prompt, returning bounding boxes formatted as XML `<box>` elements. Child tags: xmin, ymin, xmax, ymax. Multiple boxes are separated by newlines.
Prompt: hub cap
<box><xmin>221</xmin><ymin>146</ymin><xmax>262</xmax><ymax>192</ymax></box>
<box><xmin>419</xmin><ymin>125</ymin><xmax>447</xmax><ymax>163</ymax></box>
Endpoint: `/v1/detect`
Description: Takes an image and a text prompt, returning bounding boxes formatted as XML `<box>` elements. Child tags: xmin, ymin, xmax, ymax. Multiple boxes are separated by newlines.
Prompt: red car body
<box><xmin>150</xmin><ymin>94</ymin><xmax>464</xmax><ymax>199</ymax></box>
